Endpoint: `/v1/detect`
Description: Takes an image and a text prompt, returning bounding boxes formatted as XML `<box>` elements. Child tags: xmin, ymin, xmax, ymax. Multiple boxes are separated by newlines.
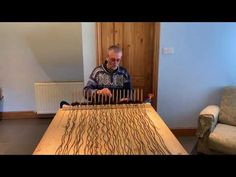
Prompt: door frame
<box><xmin>96</xmin><ymin>22</ymin><xmax>160</xmax><ymax>110</ymax></box>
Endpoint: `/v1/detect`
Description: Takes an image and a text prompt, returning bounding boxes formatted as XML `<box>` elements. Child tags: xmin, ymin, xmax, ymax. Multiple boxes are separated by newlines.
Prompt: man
<box><xmin>84</xmin><ymin>45</ymin><xmax>132</xmax><ymax>103</ymax></box>
<box><xmin>60</xmin><ymin>45</ymin><xmax>131</xmax><ymax>108</ymax></box>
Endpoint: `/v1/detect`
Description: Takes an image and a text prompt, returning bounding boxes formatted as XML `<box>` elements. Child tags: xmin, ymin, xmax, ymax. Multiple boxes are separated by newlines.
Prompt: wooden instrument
<box><xmin>33</xmin><ymin>89</ymin><xmax>188</xmax><ymax>155</ymax></box>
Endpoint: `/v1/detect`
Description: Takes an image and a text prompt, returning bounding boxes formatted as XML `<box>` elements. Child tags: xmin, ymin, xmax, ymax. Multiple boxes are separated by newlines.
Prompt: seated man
<box><xmin>60</xmin><ymin>45</ymin><xmax>154</xmax><ymax>108</ymax></box>
<box><xmin>84</xmin><ymin>45</ymin><xmax>132</xmax><ymax>103</ymax></box>
<box><xmin>60</xmin><ymin>45</ymin><xmax>132</xmax><ymax>108</ymax></box>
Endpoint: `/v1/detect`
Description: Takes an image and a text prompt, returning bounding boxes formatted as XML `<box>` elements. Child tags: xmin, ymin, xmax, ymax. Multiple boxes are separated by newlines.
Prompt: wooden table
<box><xmin>33</xmin><ymin>104</ymin><xmax>188</xmax><ymax>155</ymax></box>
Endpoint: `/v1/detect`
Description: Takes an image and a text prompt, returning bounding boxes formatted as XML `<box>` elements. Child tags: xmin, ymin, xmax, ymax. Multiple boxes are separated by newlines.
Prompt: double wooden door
<box><xmin>96</xmin><ymin>22</ymin><xmax>160</xmax><ymax>109</ymax></box>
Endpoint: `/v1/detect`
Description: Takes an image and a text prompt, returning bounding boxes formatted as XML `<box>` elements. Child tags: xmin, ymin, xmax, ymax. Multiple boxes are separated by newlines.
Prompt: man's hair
<box><xmin>108</xmin><ymin>45</ymin><xmax>122</xmax><ymax>53</ymax></box>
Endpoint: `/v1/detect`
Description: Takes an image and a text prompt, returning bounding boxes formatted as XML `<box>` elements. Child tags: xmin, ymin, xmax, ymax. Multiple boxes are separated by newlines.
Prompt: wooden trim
<box><xmin>0</xmin><ymin>88</ymin><xmax>3</xmax><ymax>100</ymax></box>
<box><xmin>37</xmin><ymin>114</ymin><xmax>55</xmax><ymax>119</ymax></box>
<box><xmin>96</xmin><ymin>22</ymin><xmax>161</xmax><ymax>110</ymax></box>
<box><xmin>0</xmin><ymin>111</ymin><xmax>55</xmax><ymax>120</ymax></box>
<box><xmin>0</xmin><ymin>111</ymin><xmax>37</xmax><ymax>119</ymax></box>
<box><xmin>171</xmin><ymin>128</ymin><xmax>197</xmax><ymax>137</ymax></box>
<box><xmin>96</xmin><ymin>23</ymin><xmax>102</xmax><ymax>66</ymax></box>
<box><xmin>152</xmin><ymin>23</ymin><xmax>160</xmax><ymax>110</ymax></box>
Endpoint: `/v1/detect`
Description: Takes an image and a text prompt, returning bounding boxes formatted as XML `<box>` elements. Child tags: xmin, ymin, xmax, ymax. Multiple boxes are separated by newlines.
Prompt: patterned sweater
<box><xmin>84</xmin><ymin>61</ymin><xmax>132</xmax><ymax>96</ymax></box>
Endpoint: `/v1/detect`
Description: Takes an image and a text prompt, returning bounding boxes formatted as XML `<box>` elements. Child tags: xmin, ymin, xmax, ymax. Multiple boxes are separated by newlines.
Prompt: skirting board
<box><xmin>37</xmin><ymin>114</ymin><xmax>55</xmax><ymax>119</ymax></box>
<box><xmin>0</xmin><ymin>111</ymin><xmax>55</xmax><ymax>119</ymax></box>
<box><xmin>0</xmin><ymin>111</ymin><xmax>37</xmax><ymax>119</ymax></box>
<box><xmin>171</xmin><ymin>128</ymin><xmax>197</xmax><ymax>136</ymax></box>
<box><xmin>0</xmin><ymin>112</ymin><xmax>196</xmax><ymax>137</ymax></box>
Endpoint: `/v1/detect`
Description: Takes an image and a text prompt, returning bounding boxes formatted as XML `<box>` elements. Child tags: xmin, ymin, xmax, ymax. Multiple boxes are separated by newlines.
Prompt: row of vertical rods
<box><xmin>74</xmin><ymin>89</ymin><xmax>144</xmax><ymax>105</ymax></box>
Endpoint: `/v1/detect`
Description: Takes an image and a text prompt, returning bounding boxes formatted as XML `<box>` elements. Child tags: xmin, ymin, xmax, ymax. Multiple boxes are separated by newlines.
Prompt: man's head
<box><xmin>106</xmin><ymin>45</ymin><xmax>122</xmax><ymax>70</ymax></box>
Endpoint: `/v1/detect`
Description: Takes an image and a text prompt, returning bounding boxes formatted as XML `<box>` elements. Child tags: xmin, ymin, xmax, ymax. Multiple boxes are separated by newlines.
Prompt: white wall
<box><xmin>3</xmin><ymin>22</ymin><xmax>235</xmax><ymax>130</ymax></box>
<box><xmin>81</xmin><ymin>22</ymin><xmax>97</xmax><ymax>84</ymax></box>
<box><xmin>0</xmin><ymin>23</ymin><xmax>84</xmax><ymax>112</ymax></box>
<box><xmin>158</xmin><ymin>22</ymin><xmax>236</xmax><ymax>128</ymax></box>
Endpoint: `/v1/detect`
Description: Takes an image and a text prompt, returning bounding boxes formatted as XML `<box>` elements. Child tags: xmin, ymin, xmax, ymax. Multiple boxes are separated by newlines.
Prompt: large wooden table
<box><xmin>33</xmin><ymin>104</ymin><xmax>188</xmax><ymax>155</ymax></box>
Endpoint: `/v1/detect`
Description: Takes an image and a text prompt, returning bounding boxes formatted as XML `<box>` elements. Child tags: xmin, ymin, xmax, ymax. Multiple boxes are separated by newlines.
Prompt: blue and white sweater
<box><xmin>84</xmin><ymin>61</ymin><xmax>132</xmax><ymax>95</ymax></box>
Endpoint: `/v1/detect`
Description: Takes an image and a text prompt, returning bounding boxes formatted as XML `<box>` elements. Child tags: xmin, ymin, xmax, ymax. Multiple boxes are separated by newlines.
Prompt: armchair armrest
<box><xmin>196</xmin><ymin>105</ymin><xmax>220</xmax><ymax>138</ymax></box>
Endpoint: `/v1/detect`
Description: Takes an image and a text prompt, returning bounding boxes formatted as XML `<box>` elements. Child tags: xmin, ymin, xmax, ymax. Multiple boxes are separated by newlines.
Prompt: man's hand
<box><xmin>97</xmin><ymin>88</ymin><xmax>112</xmax><ymax>97</ymax></box>
<box><xmin>120</xmin><ymin>98</ymin><xmax>129</xmax><ymax>102</ymax></box>
<box><xmin>148</xmin><ymin>93</ymin><xmax>154</xmax><ymax>99</ymax></box>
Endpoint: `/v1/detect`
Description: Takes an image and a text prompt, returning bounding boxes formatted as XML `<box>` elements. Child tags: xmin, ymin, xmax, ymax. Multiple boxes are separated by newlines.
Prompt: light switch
<box><xmin>162</xmin><ymin>47</ymin><xmax>174</xmax><ymax>55</ymax></box>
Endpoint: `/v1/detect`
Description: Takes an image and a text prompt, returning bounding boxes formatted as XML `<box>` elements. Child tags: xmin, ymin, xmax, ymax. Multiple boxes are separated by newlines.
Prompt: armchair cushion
<box><xmin>209</xmin><ymin>123</ymin><xmax>236</xmax><ymax>154</ymax></box>
<box><xmin>219</xmin><ymin>86</ymin><xmax>236</xmax><ymax>126</ymax></box>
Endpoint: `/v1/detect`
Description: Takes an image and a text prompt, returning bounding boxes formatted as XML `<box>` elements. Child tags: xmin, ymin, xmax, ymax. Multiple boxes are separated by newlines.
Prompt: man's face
<box><xmin>106</xmin><ymin>50</ymin><xmax>122</xmax><ymax>70</ymax></box>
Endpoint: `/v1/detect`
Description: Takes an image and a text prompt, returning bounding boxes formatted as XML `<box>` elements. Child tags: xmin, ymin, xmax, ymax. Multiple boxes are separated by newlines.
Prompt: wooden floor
<box><xmin>0</xmin><ymin>118</ymin><xmax>52</xmax><ymax>154</ymax></box>
<box><xmin>0</xmin><ymin>118</ymin><xmax>197</xmax><ymax>155</ymax></box>
<box><xmin>177</xmin><ymin>136</ymin><xmax>197</xmax><ymax>154</ymax></box>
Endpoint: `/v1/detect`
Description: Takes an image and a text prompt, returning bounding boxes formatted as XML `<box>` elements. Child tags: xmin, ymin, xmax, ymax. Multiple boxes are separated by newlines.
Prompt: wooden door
<box><xmin>96</xmin><ymin>22</ymin><xmax>160</xmax><ymax>110</ymax></box>
<box><xmin>96</xmin><ymin>22</ymin><xmax>114</xmax><ymax>66</ymax></box>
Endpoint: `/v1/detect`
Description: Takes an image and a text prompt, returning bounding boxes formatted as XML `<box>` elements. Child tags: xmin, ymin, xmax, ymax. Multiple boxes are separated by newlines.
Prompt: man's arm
<box><xmin>119</xmin><ymin>71</ymin><xmax>132</xmax><ymax>102</ymax></box>
<box><xmin>84</xmin><ymin>79</ymin><xmax>98</xmax><ymax>97</ymax></box>
<box><xmin>83</xmin><ymin>69</ymin><xmax>99</xmax><ymax>98</ymax></box>
<box><xmin>123</xmin><ymin>71</ymin><xmax>132</xmax><ymax>90</ymax></box>
<box><xmin>84</xmin><ymin>68</ymin><xmax>112</xmax><ymax>99</ymax></box>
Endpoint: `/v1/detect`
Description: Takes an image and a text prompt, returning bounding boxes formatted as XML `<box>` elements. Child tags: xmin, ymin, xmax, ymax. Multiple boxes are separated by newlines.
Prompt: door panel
<box><xmin>114</xmin><ymin>22</ymin><xmax>124</xmax><ymax>66</ymax></box>
<box><xmin>96</xmin><ymin>22</ymin><xmax>159</xmax><ymax>109</ymax></box>
<box><xmin>100</xmin><ymin>23</ymin><xmax>114</xmax><ymax>65</ymax></box>
<box><xmin>122</xmin><ymin>22</ymin><xmax>154</xmax><ymax>99</ymax></box>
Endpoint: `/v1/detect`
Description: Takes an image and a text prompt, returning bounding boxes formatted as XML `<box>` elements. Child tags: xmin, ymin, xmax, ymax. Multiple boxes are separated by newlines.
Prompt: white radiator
<box><xmin>34</xmin><ymin>82</ymin><xmax>84</xmax><ymax>114</ymax></box>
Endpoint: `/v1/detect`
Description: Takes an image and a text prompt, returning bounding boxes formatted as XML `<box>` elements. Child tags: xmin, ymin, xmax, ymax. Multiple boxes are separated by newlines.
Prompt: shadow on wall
<box><xmin>202</xmin><ymin>86</ymin><xmax>223</xmax><ymax>109</ymax></box>
<box><xmin>24</xmin><ymin>23</ymin><xmax>84</xmax><ymax>81</ymax></box>
<box><xmin>180</xmin><ymin>87</ymin><xmax>223</xmax><ymax>128</ymax></box>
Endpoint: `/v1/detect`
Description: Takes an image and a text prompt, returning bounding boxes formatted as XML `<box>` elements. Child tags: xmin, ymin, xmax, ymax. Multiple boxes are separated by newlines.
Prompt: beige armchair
<box><xmin>196</xmin><ymin>86</ymin><xmax>236</xmax><ymax>154</ymax></box>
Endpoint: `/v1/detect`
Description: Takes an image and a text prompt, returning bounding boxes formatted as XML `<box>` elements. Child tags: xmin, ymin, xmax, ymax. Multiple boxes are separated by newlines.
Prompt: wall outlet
<box><xmin>162</xmin><ymin>47</ymin><xmax>174</xmax><ymax>55</ymax></box>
